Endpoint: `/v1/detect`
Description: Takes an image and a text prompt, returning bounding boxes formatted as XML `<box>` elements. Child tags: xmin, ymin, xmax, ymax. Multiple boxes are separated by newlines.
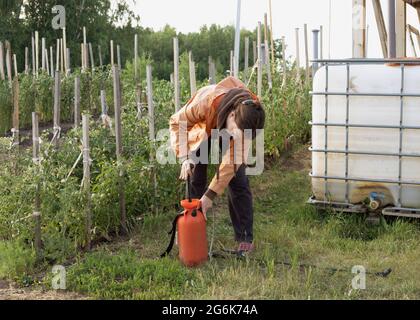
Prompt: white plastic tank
<box><xmin>312</xmin><ymin>63</ymin><xmax>420</xmax><ymax>209</ymax></box>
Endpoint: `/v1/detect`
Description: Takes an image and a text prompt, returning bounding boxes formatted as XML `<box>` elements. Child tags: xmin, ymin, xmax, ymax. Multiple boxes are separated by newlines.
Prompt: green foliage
<box><xmin>65</xmin><ymin>249</ymin><xmax>195</xmax><ymax>299</ymax></box>
<box><xmin>0</xmin><ymin>81</ymin><xmax>12</xmax><ymax>135</ymax></box>
<box><xmin>0</xmin><ymin>241</ymin><xmax>36</xmax><ymax>280</ymax></box>
<box><xmin>48</xmin><ymin>161</ymin><xmax>420</xmax><ymax>300</ymax></box>
<box><xmin>0</xmin><ymin>51</ymin><xmax>311</xmax><ymax>272</ymax></box>
<box><xmin>0</xmin><ymin>68</ymin><xmax>115</xmax><ymax>132</ymax></box>
<box><xmin>0</xmin><ymin>1</ymin><xmax>271</xmax><ymax>82</ymax></box>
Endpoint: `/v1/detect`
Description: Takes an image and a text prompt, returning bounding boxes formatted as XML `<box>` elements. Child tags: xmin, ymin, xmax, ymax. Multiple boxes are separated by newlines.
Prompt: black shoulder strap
<box><xmin>160</xmin><ymin>213</ymin><xmax>184</xmax><ymax>258</ymax></box>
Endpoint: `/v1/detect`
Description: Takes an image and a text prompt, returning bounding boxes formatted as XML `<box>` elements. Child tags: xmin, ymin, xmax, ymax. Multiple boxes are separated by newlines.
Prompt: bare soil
<box><xmin>0</xmin><ymin>280</ymin><xmax>87</xmax><ymax>300</ymax></box>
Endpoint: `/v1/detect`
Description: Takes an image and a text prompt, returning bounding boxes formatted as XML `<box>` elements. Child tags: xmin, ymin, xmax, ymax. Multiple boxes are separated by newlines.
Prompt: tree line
<box><xmin>0</xmin><ymin>0</ymin><xmax>287</xmax><ymax>81</ymax></box>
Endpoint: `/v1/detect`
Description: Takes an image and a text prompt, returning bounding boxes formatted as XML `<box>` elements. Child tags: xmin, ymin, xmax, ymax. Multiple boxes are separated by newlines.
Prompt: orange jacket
<box><xmin>169</xmin><ymin>76</ymin><xmax>255</xmax><ymax>199</ymax></box>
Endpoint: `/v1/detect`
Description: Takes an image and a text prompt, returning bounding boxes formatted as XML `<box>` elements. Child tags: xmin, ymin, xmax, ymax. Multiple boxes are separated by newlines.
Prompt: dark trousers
<box><xmin>189</xmin><ymin>142</ymin><xmax>254</xmax><ymax>243</ymax></box>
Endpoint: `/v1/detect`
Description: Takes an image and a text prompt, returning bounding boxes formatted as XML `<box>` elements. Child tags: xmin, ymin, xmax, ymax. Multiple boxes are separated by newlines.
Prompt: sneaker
<box><xmin>237</xmin><ymin>242</ymin><xmax>255</xmax><ymax>254</ymax></box>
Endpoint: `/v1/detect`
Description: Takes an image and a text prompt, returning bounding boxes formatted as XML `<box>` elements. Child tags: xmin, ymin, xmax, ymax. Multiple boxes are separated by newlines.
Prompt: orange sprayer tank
<box><xmin>177</xmin><ymin>199</ymin><xmax>208</xmax><ymax>267</ymax></box>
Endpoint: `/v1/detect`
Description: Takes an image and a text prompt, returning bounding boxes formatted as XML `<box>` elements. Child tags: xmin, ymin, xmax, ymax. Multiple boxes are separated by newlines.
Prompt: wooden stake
<box><xmin>35</xmin><ymin>31</ymin><xmax>39</xmax><ymax>76</ymax></box>
<box><xmin>60</xmin><ymin>39</ymin><xmax>64</xmax><ymax>73</ymax></box>
<box><xmin>25</xmin><ymin>47</ymin><xmax>29</xmax><ymax>75</ymax></box>
<box><xmin>244</xmin><ymin>37</ymin><xmax>249</xmax><ymax>83</ymax></box>
<box><xmin>83</xmin><ymin>27</ymin><xmax>88</xmax><ymax>70</ymax></box>
<box><xmin>101</xmin><ymin>90</ymin><xmax>108</xmax><ymax>116</ymax></box>
<box><xmin>209</xmin><ymin>57</ymin><xmax>216</xmax><ymax>85</ymax></box>
<box><xmin>12</xmin><ymin>77</ymin><xmax>19</xmax><ymax>146</ymax></box>
<box><xmin>263</xmin><ymin>15</ymin><xmax>273</xmax><ymax>90</ymax></box>
<box><xmin>407</xmin><ymin>24</ymin><xmax>420</xmax><ymax>56</ymax></box>
<box><xmin>53</xmin><ymin>71</ymin><xmax>61</xmax><ymax>148</ymax></box>
<box><xmin>31</xmin><ymin>35</ymin><xmax>35</xmax><ymax>75</ymax></box>
<box><xmin>352</xmin><ymin>0</ymin><xmax>366</xmax><ymax>58</ymax></box>
<box><xmin>257</xmin><ymin>22</ymin><xmax>262</xmax><ymax>98</ymax></box>
<box><xmin>396</xmin><ymin>0</ymin><xmax>406</xmax><ymax>57</ymax></box>
<box><xmin>74</xmin><ymin>76</ymin><xmax>81</xmax><ymax>128</ymax></box>
<box><xmin>81</xmin><ymin>43</ymin><xmax>84</xmax><ymax>70</ymax></box>
<box><xmin>13</xmin><ymin>54</ymin><xmax>18</xmax><ymax>78</ymax></box>
<box><xmin>117</xmin><ymin>45</ymin><xmax>121</xmax><ymax>70</ymax></box>
<box><xmin>230</xmin><ymin>50</ymin><xmax>234</xmax><ymax>75</ymax></box>
<box><xmin>408</xmin><ymin>25</ymin><xmax>418</xmax><ymax>57</ymax></box>
<box><xmin>98</xmin><ymin>45</ymin><xmax>103</xmax><ymax>67</ymax></box>
<box><xmin>372</xmin><ymin>0</ymin><xmax>388</xmax><ymax>58</ymax></box>
<box><xmin>233</xmin><ymin>0</ymin><xmax>242</xmax><ymax>78</ymax></box>
<box><xmin>41</xmin><ymin>38</ymin><xmax>46</xmax><ymax>71</ymax></box>
<box><xmin>89</xmin><ymin>43</ymin><xmax>95</xmax><ymax>74</ymax></box>
<box><xmin>63</xmin><ymin>27</ymin><xmax>67</xmax><ymax>73</ymax></box>
<box><xmin>32</xmin><ymin>112</ymin><xmax>40</xmax><ymax>164</ymax></box>
<box><xmin>253</xmin><ymin>41</ymin><xmax>257</xmax><ymax>65</ymax></box>
<box><xmin>82</xmin><ymin>114</ymin><xmax>92</xmax><ymax>250</ymax></box>
<box><xmin>56</xmin><ymin>39</ymin><xmax>60</xmax><ymax>72</ymax></box>
<box><xmin>304</xmin><ymin>24</ymin><xmax>310</xmax><ymax>83</ymax></box>
<box><xmin>134</xmin><ymin>34</ymin><xmax>139</xmax><ymax>83</ymax></box>
<box><xmin>50</xmin><ymin>47</ymin><xmax>54</xmax><ymax>77</ymax></box>
<box><xmin>146</xmin><ymin>64</ymin><xmax>158</xmax><ymax>214</ymax></box>
<box><xmin>188</xmin><ymin>52</ymin><xmax>197</xmax><ymax>96</ymax></box>
<box><xmin>110</xmin><ymin>40</ymin><xmax>114</xmax><ymax>66</ymax></box>
<box><xmin>44</xmin><ymin>50</ymin><xmax>49</xmax><ymax>76</ymax></box>
<box><xmin>134</xmin><ymin>35</ymin><xmax>141</xmax><ymax>118</ymax></box>
<box><xmin>113</xmin><ymin>65</ymin><xmax>127</xmax><ymax>234</ymax></box>
<box><xmin>173</xmin><ymin>37</ymin><xmax>180</xmax><ymax>112</ymax></box>
<box><xmin>269</xmin><ymin>0</ymin><xmax>275</xmax><ymax>70</ymax></box>
<box><xmin>264</xmin><ymin>14</ymin><xmax>269</xmax><ymax>46</ymax></box>
<box><xmin>66</xmin><ymin>48</ymin><xmax>71</xmax><ymax>74</ymax></box>
<box><xmin>32</xmin><ymin>112</ymin><xmax>42</xmax><ymax>260</ymax></box>
<box><xmin>146</xmin><ymin>65</ymin><xmax>155</xmax><ymax>142</ymax></box>
<box><xmin>6</xmin><ymin>48</ymin><xmax>12</xmax><ymax>83</ymax></box>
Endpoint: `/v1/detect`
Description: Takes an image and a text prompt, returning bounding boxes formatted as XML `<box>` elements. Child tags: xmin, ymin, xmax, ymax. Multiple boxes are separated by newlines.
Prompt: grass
<box><xmin>2</xmin><ymin>145</ymin><xmax>420</xmax><ymax>299</ymax></box>
<box><xmin>0</xmin><ymin>242</ymin><xmax>36</xmax><ymax>283</ymax></box>
<box><xmin>44</xmin><ymin>145</ymin><xmax>420</xmax><ymax>300</ymax></box>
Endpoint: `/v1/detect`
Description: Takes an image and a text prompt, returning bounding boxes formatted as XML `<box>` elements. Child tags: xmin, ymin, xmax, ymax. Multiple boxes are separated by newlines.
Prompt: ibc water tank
<box><xmin>311</xmin><ymin>62</ymin><xmax>420</xmax><ymax>211</ymax></box>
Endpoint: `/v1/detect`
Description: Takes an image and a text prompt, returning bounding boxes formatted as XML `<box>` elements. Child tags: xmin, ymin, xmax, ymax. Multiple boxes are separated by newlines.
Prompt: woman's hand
<box><xmin>199</xmin><ymin>195</ymin><xmax>213</xmax><ymax>219</ymax></box>
<box><xmin>179</xmin><ymin>159</ymin><xmax>195</xmax><ymax>181</ymax></box>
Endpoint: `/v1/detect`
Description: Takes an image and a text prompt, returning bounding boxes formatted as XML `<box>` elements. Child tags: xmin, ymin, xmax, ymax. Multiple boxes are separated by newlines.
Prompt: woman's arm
<box><xmin>206</xmin><ymin>132</ymin><xmax>252</xmax><ymax>200</ymax></box>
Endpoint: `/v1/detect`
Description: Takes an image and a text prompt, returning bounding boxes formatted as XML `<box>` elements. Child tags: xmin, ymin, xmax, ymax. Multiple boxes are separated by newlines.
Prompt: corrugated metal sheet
<box><xmin>403</xmin><ymin>0</ymin><xmax>420</xmax><ymax>8</ymax></box>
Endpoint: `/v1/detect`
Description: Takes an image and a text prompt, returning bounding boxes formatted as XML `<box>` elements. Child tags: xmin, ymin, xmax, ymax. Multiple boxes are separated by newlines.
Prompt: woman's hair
<box><xmin>217</xmin><ymin>88</ymin><xmax>265</xmax><ymax>139</ymax></box>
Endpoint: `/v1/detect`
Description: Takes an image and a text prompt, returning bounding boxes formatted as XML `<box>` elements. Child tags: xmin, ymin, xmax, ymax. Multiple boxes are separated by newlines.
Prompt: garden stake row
<box><xmin>113</xmin><ymin>65</ymin><xmax>128</xmax><ymax>235</ymax></box>
<box><xmin>74</xmin><ymin>76</ymin><xmax>81</xmax><ymax>128</ymax></box>
<box><xmin>82</xmin><ymin>115</ymin><xmax>92</xmax><ymax>250</ymax></box>
<box><xmin>32</xmin><ymin>112</ymin><xmax>42</xmax><ymax>261</ymax></box>
<box><xmin>173</xmin><ymin>37</ymin><xmax>180</xmax><ymax>112</ymax></box>
<box><xmin>146</xmin><ymin>64</ymin><xmax>158</xmax><ymax>215</ymax></box>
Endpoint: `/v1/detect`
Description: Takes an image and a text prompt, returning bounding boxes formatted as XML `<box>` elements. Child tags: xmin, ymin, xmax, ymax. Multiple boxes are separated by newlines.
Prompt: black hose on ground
<box><xmin>210</xmin><ymin>249</ymin><xmax>392</xmax><ymax>279</ymax></box>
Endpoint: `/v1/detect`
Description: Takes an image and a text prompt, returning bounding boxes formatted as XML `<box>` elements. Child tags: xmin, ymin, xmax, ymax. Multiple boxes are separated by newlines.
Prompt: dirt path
<box><xmin>280</xmin><ymin>144</ymin><xmax>312</xmax><ymax>173</ymax></box>
<box><xmin>0</xmin><ymin>280</ymin><xmax>87</xmax><ymax>301</ymax></box>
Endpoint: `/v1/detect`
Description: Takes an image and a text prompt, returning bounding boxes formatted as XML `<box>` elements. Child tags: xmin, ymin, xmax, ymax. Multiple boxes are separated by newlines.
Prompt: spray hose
<box><xmin>207</xmin><ymin>202</ymin><xmax>391</xmax><ymax>278</ymax></box>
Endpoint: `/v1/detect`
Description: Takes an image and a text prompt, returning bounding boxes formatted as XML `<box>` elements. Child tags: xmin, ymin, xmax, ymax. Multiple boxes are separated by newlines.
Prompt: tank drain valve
<box><xmin>369</xmin><ymin>192</ymin><xmax>385</xmax><ymax>211</ymax></box>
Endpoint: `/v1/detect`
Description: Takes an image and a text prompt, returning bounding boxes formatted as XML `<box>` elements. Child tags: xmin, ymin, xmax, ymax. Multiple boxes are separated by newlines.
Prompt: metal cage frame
<box><xmin>308</xmin><ymin>58</ymin><xmax>420</xmax><ymax>219</ymax></box>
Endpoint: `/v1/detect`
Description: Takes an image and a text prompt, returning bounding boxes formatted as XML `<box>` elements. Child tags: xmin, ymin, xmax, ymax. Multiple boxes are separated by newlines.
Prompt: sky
<box><xmin>130</xmin><ymin>0</ymin><xmax>420</xmax><ymax>60</ymax></box>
